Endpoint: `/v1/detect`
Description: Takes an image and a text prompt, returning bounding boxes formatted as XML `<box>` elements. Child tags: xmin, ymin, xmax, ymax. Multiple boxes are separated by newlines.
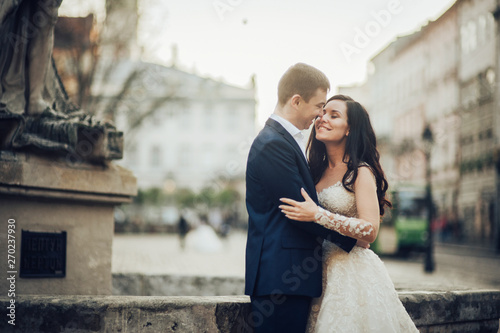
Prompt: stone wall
<box><xmin>112</xmin><ymin>273</ymin><xmax>245</xmax><ymax>296</ymax></box>
<box><xmin>1</xmin><ymin>291</ymin><xmax>499</xmax><ymax>332</ymax></box>
<box><xmin>1</xmin><ymin>295</ymin><xmax>251</xmax><ymax>333</ymax></box>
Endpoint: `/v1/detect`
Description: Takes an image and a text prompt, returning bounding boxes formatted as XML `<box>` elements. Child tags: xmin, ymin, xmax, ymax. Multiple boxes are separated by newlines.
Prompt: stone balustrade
<box><xmin>1</xmin><ymin>290</ymin><xmax>499</xmax><ymax>332</ymax></box>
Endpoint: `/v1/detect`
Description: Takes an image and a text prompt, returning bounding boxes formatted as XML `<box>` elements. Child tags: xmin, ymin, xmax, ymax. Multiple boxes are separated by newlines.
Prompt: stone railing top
<box><xmin>1</xmin><ymin>291</ymin><xmax>499</xmax><ymax>332</ymax></box>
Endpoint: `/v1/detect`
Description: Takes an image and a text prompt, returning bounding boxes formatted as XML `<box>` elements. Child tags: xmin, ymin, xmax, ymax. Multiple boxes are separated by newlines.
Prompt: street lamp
<box><xmin>422</xmin><ymin>124</ymin><xmax>435</xmax><ymax>273</ymax></box>
<box><xmin>495</xmin><ymin>147</ymin><xmax>500</xmax><ymax>254</ymax></box>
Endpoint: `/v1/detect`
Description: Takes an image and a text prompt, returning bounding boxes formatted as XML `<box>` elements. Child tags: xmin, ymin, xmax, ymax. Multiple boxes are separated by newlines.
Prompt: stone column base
<box><xmin>0</xmin><ymin>152</ymin><xmax>136</xmax><ymax>295</ymax></box>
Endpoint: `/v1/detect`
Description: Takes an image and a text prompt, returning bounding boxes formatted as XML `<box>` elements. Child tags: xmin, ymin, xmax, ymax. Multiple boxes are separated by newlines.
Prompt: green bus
<box><xmin>372</xmin><ymin>188</ymin><xmax>429</xmax><ymax>256</ymax></box>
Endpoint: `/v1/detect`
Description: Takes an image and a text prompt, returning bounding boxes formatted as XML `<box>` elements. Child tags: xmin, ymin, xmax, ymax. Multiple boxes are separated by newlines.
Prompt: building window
<box><xmin>225</xmin><ymin>105</ymin><xmax>234</xmax><ymax>131</ymax></box>
<box><xmin>127</xmin><ymin>144</ymin><xmax>138</xmax><ymax>167</ymax></box>
<box><xmin>226</xmin><ymin>144</ymin><xmax>238</xmax><ymax>161</ymax></box>
<box><xmin>205</xmin><ymin>105</ymin><xmax>214</xmax><ymax>130</ymax></box>
<box><xmin>461</xmin><ymin>13</ymin><xmax>494</xmax><ymax>56</ymax></box>
<box><xmin>150</xmin><ymin>145</ymin><xmax>161</xmax><ymax>167</ymax></box>
<box><xmin>485</xmin><ymin>13</ymin><xmax>495</xmax><ymax>41</ymax></box>
<box><xmin>202</xmin><ymin>144</ymin><xmax>214</xmax><ymax>168</ymax></box>
<box><xmin>480</xmin><ymin>128</ymin><xmax>493</xmax><ymax>140</ymax></box>
<box><xmin>179</xmin><ymin>144</ymin><xmax>191</xmax><ymax>167</ymax></box>
<box><xmin>461</xmin><ymin>79</ymin><xmax>478</xmax><ymax>108</ymax></box>
<box><xmin>182</xmin><ymin>108</ymin><xmax>190</xmax><ymax>129</ymax></box>
<box><xmin>461</xmin><ymin>135</ymin><xmax>473</xmax><ymax>145</ymax></box>
<box><xmin>478</xmin><ymin>69</ymin><xmax>494</xmax><ymax>102</ymax></box>
<box><xmin>461</xmin><ymin>20</ymin><xmax>477</xmax><ymax>55</ymax></box>
<box><xmin>478</xmin><ymin>15</ymin><xmax>487</xmax><ymax>44</ymax></box>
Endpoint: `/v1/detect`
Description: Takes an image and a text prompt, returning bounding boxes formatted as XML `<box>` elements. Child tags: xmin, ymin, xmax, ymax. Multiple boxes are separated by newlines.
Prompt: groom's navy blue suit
<box><xmin>245</xmin><ymin>118</ymin><xmax>356</xmax><ymax>332</ymax></box>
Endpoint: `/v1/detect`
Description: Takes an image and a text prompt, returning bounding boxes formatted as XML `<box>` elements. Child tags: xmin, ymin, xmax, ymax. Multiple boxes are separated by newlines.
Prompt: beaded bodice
<box><xmin>317</xmin><ymin>181</ymin><xmax>357</xmax><ymax>218</ymax></box>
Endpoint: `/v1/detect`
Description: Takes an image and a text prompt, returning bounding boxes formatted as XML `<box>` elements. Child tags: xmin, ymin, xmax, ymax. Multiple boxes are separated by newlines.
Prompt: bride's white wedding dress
<box><xmin>306</xmin><ymin>181</ymin><xmax>419</xmax><ymax>333</ymax></box>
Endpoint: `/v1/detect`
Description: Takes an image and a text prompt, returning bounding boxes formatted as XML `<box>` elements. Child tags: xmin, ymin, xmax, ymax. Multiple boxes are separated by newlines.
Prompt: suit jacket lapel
<box><xmin>265</xmin><ymin>118</ymin><xmax>317</xmax><ymax>201</ymax></box>
<box><xmin>266</xmin><ymin>118</ymin><xmax>307</xmax><ymax>165</ymax></box>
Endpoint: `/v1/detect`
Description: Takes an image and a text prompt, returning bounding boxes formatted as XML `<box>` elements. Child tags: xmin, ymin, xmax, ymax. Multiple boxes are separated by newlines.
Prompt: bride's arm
<box><xmin>353</xmin><ymin>166</ymin><xmax>380</xmax><ymax>242</ymax></box>
<box><xmin>279</xmin><ymin>167</ymin><xmax>380</xmax><ymax>243</ymax></box>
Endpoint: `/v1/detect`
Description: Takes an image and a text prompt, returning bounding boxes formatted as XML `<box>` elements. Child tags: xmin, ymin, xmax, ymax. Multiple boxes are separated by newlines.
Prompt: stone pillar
<box><xmin>0</xmin><ymin>152</ymin><xmax>136</xmax><ymax>295</ymax></box>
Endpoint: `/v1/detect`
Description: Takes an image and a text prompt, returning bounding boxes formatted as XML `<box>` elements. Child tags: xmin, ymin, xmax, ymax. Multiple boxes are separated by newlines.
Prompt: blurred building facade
<box><xmin>457</xmin><ymin>0</ymin><xmax>497</xmax><ymax>244</ymax></box>
<box><xmin>340</xmin><ymin>0</ymin><xmax>500</xmax><ymax>248</ymax></box>
<box><xmin>52</xmin><ymin>1</ymin><xmax>257</xmax><ymax>230</ymax></box>
<box><xmin>53</xmin><ymin>0</ymin><xmax>257</xmax><ymax>193</ymax></box>
<box><xmin>102</xmin><ymin>61</ymin><xmax>257</xmax><ymax>192</ymax></box>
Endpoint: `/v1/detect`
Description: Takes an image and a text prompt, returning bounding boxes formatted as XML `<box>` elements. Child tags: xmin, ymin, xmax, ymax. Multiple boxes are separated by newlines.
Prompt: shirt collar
<box><xmin>270</xmin><ymin>113</ymin><xmax>301</xmax><ymax>138</ymax></box>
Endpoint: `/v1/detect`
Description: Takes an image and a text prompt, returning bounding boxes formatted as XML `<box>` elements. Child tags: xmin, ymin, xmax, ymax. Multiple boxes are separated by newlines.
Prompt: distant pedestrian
<box><xmin>219</xmin><ymin>221</ymin><xmax>230</xmax><ymax>238</ymax></box>
<box><xmin>178</xmin><ymin>214</ymin><xmax>189</xmax><ymax>249</ymax></box>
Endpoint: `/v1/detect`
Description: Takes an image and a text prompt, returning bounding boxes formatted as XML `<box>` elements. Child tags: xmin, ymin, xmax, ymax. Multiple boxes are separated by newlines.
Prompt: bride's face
<box><xmin>315</xmin><ymin>99</ymin><xmax>350</xmax><ymax>144</ymax></box>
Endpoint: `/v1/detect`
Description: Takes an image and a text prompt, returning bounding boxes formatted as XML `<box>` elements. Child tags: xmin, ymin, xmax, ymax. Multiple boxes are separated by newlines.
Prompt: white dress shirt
<box><xmin>269</xmin><ymin>114</ymin><xmax>307</xmax><ymax>160</ymax></box>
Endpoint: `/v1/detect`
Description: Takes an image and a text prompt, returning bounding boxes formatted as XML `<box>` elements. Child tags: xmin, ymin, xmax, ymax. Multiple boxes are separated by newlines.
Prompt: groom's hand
<box><xmin>356</xmin><ymin>240</ymin><xmax>370</xmax><ymax>249</ymax></box>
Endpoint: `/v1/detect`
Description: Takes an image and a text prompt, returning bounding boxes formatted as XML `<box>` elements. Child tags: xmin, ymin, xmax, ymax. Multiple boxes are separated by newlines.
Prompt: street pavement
<box><xmin>112</xmin><ymin>231</ymin><xmax>500</xmax><ymax>292</ymax></box>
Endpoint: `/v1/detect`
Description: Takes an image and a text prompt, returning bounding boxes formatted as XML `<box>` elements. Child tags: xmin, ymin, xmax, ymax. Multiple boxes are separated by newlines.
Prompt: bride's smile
<box><xmin>315</xmin><ymin>99</ymin><xmax>350</xmax><ymax>143</ymax></box>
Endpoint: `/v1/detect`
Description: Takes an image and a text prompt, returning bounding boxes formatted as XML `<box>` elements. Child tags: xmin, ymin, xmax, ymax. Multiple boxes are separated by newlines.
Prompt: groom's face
<box><xmin>297</xmin><ymin>88</ymin><xmax>327</xmax><ymax>130</ymax></box>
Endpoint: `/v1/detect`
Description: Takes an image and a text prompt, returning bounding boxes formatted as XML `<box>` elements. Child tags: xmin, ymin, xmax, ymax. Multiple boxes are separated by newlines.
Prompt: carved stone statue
<box><xmin>0</xmin><ymin>0</ymin><xmax>122</xmax><ymax>162</ymax></box>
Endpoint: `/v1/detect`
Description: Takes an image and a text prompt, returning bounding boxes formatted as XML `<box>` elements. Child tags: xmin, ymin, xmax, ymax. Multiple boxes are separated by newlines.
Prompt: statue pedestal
<box><xmin>0</xmin><ymin>152</ymin><xmax>136</xmax><ymax>295</ymax></box>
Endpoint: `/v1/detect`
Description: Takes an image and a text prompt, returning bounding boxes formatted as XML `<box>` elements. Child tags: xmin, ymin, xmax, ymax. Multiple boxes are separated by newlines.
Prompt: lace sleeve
<box><xmin>314</xmin><ymin>207</ymin><xmax>375</xmax><ymax>241</ymax></box>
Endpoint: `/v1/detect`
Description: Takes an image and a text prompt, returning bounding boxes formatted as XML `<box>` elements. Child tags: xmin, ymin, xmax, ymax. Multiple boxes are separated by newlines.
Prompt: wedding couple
<box><xmin>245</xmin><ymin>63</ymin><xmax>419</xmax><ymax>332</ymax></box>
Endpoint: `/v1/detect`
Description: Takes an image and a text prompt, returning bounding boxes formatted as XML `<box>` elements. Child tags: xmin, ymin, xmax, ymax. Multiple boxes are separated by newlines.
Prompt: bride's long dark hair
<box><xmin>307</xmin><ymin>94</ymin><xmax>391</xmax><ymax>216</ymax></box>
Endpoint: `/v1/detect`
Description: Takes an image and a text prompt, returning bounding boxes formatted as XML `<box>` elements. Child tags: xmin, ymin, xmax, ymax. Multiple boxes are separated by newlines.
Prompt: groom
<box><xmin>245</xmin><ymin>63</ymin><xmax>357</xmax><ymax>332</ymax></box>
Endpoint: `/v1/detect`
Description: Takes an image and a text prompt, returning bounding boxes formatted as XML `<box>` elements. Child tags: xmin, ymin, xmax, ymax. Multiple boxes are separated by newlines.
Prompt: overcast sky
<box><xmin>60</xmin><ymin>0</ymin><xmax>456</xmax><ymax>125</ymax></box>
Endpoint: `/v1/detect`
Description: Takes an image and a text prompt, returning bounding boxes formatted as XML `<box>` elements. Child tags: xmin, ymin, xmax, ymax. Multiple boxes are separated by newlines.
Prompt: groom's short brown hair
<box><xmin>277</xmin><ymin>63</ymin><xmax>330</xmax><ymax>106</ymax></box>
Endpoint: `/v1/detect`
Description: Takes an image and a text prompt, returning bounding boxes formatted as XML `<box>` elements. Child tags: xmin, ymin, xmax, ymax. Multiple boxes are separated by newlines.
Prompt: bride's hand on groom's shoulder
<box><xmin>279</xmin><ymin>188</ymin><xmax>317</xmax><ymax>222</ymax></box>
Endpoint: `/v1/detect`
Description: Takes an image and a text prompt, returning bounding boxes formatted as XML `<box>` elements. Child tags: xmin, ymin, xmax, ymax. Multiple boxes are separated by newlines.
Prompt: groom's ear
<box><xmin>290</xmin><ymin>94</ymin><xmax>301</xmax><ymax>110</ymax></box>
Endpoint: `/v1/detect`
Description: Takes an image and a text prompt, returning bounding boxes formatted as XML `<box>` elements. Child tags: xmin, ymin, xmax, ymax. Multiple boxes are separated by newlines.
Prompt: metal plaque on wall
<box><xmin>20</xmin><ymin>230</ymin><xmax>67</xmax><ymax>278</ymax></box>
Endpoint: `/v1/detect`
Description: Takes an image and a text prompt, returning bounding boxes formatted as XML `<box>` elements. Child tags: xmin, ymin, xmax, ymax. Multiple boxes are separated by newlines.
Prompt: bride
<box><xmin>279</xmin><ymin>95</ymin><xmax>419</xmax><ymax>332</ymax></box>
